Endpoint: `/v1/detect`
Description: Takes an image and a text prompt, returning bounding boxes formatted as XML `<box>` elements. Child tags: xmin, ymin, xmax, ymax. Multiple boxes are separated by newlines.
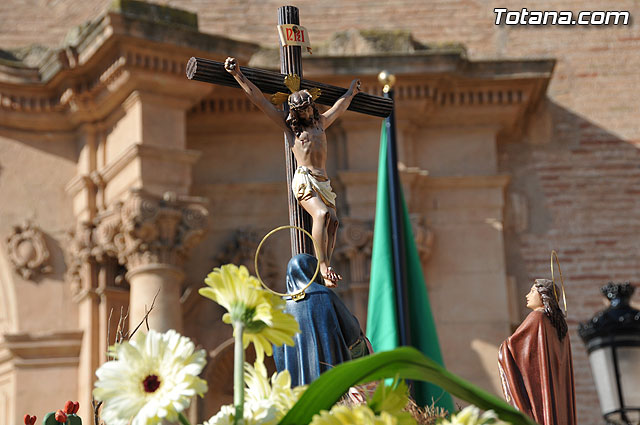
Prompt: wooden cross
<box><xmin>186</xmin><ymin>6</ymin><xmax>392</xmax><ymax>257</ymax></box>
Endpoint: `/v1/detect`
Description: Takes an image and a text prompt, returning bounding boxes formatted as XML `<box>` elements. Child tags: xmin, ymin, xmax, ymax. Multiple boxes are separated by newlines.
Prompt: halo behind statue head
<box><xmin>550</xmin><ymin>250</ymin><xmax>568</xmax><ymax>316</ymax></box>
<box><xmin>254</xmin><ymin>225</ymin><xmax>320</xmax><ymax>301</ymax></box>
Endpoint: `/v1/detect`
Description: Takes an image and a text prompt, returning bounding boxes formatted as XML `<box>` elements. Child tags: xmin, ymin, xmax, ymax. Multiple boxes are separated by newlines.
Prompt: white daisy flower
<box><xmin>203</xmin><ymin>402</ymin><xmax>278</xmax><ymax>425</ymax></box>
<box><xmin>203</xmin><ymin>360</ymin><xmax>305</xmax><ymax>425</ymax></box>
<box><xmin>93</xmin><ymin>329</ymin><xmax>208</xmax><ymax>425</ymax></box>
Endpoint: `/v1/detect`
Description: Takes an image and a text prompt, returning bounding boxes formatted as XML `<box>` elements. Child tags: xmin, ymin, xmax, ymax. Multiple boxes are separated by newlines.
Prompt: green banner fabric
<box><xmin>366</xmin><ymin>121</ymin><xmax>454</xmax><ymax>411</ymax></box>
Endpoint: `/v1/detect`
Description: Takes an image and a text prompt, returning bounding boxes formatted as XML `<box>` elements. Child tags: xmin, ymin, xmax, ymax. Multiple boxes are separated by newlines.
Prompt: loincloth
<box><xmin>291</xmin><ymin>166</ymin><xmax>336</xmax><ymax>209</ymax></box>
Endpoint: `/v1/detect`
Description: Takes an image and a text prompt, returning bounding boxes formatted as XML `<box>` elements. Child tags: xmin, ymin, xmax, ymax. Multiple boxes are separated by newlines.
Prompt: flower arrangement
<box><xmin>22</xmin><ymin>263</ymin><xmax>538</xmax><ymax>425</ymax></box>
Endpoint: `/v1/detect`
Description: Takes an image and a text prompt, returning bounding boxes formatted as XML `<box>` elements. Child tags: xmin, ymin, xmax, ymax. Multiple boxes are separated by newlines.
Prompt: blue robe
<box><xmin>273</xmin><ymin>254</ymin><xmax>367</xmax><ymax>386</ymax></box>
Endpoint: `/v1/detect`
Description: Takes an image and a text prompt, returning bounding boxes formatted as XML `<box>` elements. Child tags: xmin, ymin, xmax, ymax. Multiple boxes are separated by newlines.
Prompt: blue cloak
<box><xmin>273</xmin><ymin>254</ymin><xmax>368</xmax><ymax>386</ymax></box>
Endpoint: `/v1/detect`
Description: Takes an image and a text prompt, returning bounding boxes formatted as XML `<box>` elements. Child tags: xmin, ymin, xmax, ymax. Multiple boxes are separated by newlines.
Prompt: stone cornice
<box><xmin>336</xmin><ymin>170</ymin><xmax>377</xmax><ymax>185</ymax></box>
<box><xmin>0</xmin><ymin>4</ymin><xmax>260</xmax><ymax>131</ymax></box>
<box><xmin>337</xmin><ymin>169</ymin><xmax>510</xmax><ymax>190</ymax></box>
<box><xmin>402</xmin><ymin>172</ymin><xmax>511</xmax><ymax>190</ymax></box>
<box><xmin>65</xmin><ymin>144</ymin><xmax>201</xmax><ymax>197</ymax></box>
<box><xmin>189</xmin><ymin>59</ymin><xmax>552</xmax><ymax>136</ymax></box>
<box><xmin>100</xmin><ymin>143</ymin><xmax>202</xmax><ymax>185</ymax></box>
<box><xmin>192</xmin><ymin>181</ymin><xmax>286</xmax><ymax>193</ymax></box>
<box><xmin>0</xmin><ymin>330</ymin><xmax>83</xmax><ymax>369</ymax></box>
<box><xmin>65</xmin><ymin>175</ymin><xmax>94</xmax><ymax>198</ymax></box>
<box><xmin>299</xmin><ymin>52</ymin><xmax>554</xmax><ymax>81</ymax></box>
<box><xmin>0</xmin><ymin>4</ymin><xmax>553</xmax><ymax>135</ymax></box>
<box><xmin>191</xmin><ymin>51</ymin><xmax>553</xmax><ymax>135</ymax></box>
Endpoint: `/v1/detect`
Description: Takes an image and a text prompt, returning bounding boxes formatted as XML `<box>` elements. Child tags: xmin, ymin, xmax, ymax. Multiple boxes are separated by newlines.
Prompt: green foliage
<box><xmin>67</xmin><ymin>414</ymin><xmax>82</xmax><ymax>425</ymax></box>
<box><xmin>42</xmin><ymin>413</ymin><xmax>57</xmax><ymax>425</ymax></box>
<box><xmin>41</xmin><ymin>412</ymin><xmax>82</xmax><ymax>425</ymax></box>
<box><xmin>278</xmin><ymin>347</ymin><xmax>537</xmax><ymax>425</ymax></box>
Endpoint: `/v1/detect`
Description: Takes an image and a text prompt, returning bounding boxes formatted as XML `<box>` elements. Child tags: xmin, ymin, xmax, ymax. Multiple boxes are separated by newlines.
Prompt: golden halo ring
<box><xmin>550</xmin><ymin>250</ymin><xmax>568</xmax><ymax>317</ymax></box>
<box><xmin>254</xmin><ymin>225</ymin><xmax>320</xmax><ymax>301</ymax></box>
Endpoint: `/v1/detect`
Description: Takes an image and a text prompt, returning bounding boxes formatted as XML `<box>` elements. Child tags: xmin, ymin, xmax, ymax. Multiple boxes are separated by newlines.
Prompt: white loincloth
<box><xmin>291</xmin><ymin>166</ymin><xmax>337</xmax><ymax>208</ymax></box>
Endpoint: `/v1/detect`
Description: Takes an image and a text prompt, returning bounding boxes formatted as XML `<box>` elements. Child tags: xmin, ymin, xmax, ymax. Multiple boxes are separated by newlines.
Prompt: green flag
<box><xmin>367</xmin><ymin>121</ymin><xmax>454</xmax><ymax>411</ymax></box>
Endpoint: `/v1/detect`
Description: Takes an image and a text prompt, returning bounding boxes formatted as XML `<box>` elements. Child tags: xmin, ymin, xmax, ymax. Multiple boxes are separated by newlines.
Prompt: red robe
<box><xmin>498</xmin><ymin>310</ymin><xmax>576</xmax><ymax>425</ymax></box>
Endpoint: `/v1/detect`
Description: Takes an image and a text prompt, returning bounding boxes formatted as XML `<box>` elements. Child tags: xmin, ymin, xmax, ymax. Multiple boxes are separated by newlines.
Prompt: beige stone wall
<box><xmin>0</xmin><ymin>132</ymin><xmax>79</xmax><ymax>333</ymax></box>
<box><xmin>0</xmin><ymin>128</ymin><xmax>81</xmax><ymax>422</ymax></box>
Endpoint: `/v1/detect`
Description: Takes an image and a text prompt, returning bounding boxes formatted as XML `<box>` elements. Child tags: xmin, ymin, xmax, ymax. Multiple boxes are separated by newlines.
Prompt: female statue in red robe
<box><xmin>498</xmin><ymin>279</ymin><xmax>576</xmax><ymax>425</ymax></box>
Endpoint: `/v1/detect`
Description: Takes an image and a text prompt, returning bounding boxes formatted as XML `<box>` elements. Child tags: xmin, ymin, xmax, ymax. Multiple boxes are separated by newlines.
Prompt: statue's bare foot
<box><xmin>322</xmin><ymin>266</ymin><xmax>342</xmax><ymax>287</ymax></box>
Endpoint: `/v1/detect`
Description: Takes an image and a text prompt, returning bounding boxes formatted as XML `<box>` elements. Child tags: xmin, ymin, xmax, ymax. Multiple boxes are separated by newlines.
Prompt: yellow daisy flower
<box><xmin>367</xmin><ymin>380</ymin><xmax>415</xmax><ymax>425</ymax></box>
<box><xmin>309</xmin><ymin>379</ymin><xmax>418</xmax><ymax>425</ymax></box>
<box><xmin>244</xmin><ymin>360</ymin><xmax>306</xmax><ymax>416</ymax></box>
<box><xmin>310</xmin><ymin>405</ymin><xmax>398</xmax><ymax>425</ymax></box>
<box><xmin>93</xmin><ymin>330</ymin><xmax>207</xmax><ymax>425</ymax></box>
<box><xmin>199</xmin><ymin>264</ymin><xmax>300</xmax><ymax>360</ymax></box>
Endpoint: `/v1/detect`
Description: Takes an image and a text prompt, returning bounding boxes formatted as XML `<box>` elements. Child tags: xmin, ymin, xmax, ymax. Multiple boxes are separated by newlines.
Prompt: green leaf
<box><xmin>42</xmin><ymin>413</ymin><xmax>58</xmax><ymax>425</ymax></box>
<box><xmin>278</xmin><ymin>347</ymin><xmax>537</xmax><ymax>425</ymax></box>
<box><xmin>67</xmin><ymin>414</ymin><xmax>82</xmax><ymax>425</ymax></box>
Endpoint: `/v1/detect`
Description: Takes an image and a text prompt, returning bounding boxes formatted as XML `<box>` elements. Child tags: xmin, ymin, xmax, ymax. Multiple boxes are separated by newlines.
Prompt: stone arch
<box><xmin>0</xmin><ymin>246</ymin><xmax>18</xmax><ymax>334</ymax></box>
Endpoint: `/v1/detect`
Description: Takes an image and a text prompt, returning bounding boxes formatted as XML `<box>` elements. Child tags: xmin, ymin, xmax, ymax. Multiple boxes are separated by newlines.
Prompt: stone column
<box><xmin>97</xmin><ymin>189</ymin><xmax>208</xmax><ymax>333</ymax></box>
<box><xmin>127</xmin><ymin>264</ymin><xmax>185</xmax><ymax>332</ymax></box>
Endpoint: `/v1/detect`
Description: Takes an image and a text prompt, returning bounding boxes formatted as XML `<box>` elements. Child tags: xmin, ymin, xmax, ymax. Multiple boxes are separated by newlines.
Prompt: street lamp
<box><xmin>578</xmin><ymin>282</ymin><xmax>640</xmax><ymax>425</ymax></box>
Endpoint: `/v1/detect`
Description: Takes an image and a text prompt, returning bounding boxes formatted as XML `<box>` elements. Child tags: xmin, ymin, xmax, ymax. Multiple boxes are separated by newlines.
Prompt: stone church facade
<box><xmin>1</xmin><ymin>1</ymin><xmax>639</xmax><ymax>424</ymax></box>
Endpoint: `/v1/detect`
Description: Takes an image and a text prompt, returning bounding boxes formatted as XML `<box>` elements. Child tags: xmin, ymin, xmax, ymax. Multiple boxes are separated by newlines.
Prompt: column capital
<box><xmin>95</xmin><ymin>189</ymin><xmax>209</xmax><ymax>271</ymax></box>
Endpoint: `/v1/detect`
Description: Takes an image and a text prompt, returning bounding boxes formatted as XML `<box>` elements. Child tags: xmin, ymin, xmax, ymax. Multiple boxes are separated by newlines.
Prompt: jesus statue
<box><xmin>224</xmin><ymin>57</ymin><xmax>361</xmax><ymax>287</ymax></box>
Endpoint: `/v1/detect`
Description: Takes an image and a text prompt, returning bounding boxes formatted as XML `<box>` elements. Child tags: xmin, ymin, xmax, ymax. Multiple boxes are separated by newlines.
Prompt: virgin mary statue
<box><xmin>273</xmin><ymin>254</ymin><xmax>370</xmax><ymax>386</ymax></box>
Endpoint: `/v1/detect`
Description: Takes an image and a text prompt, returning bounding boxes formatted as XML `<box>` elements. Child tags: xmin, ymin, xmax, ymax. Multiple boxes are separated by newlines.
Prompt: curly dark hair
<box><xmin>534</xmin><ymin>278</ymin><xmax>568</xmax><ymax>340</ymax></box>
<box><xmin>286</xmin><ymin>90</ymin><xmax>320</xmax><ymax>137</ymax></box>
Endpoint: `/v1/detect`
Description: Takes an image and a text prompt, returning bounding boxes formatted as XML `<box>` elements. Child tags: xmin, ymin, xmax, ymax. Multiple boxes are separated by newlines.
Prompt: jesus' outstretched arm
<box><xmin>224</xmin><ymin>57</ymin><xmax>289</xmax><ymax>132</ymax></box>
<box><xmin>321</xmin><ymin>79</ymin><xmax>361</xmax><ymax>128</ymax></box>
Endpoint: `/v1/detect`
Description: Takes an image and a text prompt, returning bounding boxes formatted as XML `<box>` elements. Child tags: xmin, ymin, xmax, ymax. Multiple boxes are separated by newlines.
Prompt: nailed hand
<box><xmin>224</xmin><ymin>57</ymin><xmax>238</xmax><ymax>75</ymax></box>
<box><xmin>350</xmin><ymin>79</ymin><xmax>362</xmax><ymax>94</ymax></box>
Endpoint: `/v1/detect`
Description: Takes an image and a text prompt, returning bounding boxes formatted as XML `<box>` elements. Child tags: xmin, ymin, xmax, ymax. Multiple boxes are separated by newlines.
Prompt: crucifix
<box><xmin>186</xmin><ymin>6</ymin><xmax>392</xmax><ymax>286</ymax></box>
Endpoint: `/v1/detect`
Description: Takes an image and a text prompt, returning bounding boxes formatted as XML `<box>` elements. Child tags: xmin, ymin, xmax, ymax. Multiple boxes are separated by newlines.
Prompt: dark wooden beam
<box><xmin>186</xmin><ymin>57</ymin><xmax>394</xmax><ymax>118</ymax></box>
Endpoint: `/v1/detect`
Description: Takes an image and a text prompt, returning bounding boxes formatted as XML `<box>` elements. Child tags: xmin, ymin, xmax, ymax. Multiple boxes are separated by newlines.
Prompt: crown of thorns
<box><xmin>270</xmin><ymin>74</ymin><xmax>321</xmax><ymax>108</ymax></box>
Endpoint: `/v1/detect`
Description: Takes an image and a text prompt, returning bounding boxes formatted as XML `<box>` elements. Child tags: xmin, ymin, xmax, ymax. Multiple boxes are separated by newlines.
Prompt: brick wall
<box><xmin>2</xmin><ymin>1</ymin><xmax>639</xmax><ymax>424</ymax></box>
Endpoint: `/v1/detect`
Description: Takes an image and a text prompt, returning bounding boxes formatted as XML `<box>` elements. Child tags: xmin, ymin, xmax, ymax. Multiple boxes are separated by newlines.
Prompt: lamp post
<box><xmin>578</xmin><ymin>282</ymin><xmax>640</xmax><ymax>425</ymax></box>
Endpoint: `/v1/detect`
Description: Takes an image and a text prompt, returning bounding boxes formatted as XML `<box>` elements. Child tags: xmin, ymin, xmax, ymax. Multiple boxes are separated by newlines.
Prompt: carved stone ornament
<box><xmin>96</xmin><ymin>189</ymin><xmax>209</xmax><ymax>270</ymax></box>
<box><xmin>64</xmin><ymin>189</ymin><xmax>209</xmax><ymax>295</ymax></box>
<box><xmin>334</xmin><ymin>218</ymin><xmax>373</xmax><ymax>283</ymax></box>
<box><xmin>6</xmin><ymin>221</ymin><xmax>52</xmax><ymax>280</ymax></box>
<box><xmin>214</xmin><ymin>229</ymin><xmax>278</xmax><ymax>282</ymax></box>
<box><xmin>329</xmin><ymin>215</ymin><xmax>433</xmax><ymax>284</ymax></box>
<box><xmin>409</xmin><ymin>214</ymin><xmax>435</xmax><ymax>264</ymax></box>
<box><xmin>64</xmin><ymin>220</ymin><xmax>98</xmax><ymax>296</ymax></box>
